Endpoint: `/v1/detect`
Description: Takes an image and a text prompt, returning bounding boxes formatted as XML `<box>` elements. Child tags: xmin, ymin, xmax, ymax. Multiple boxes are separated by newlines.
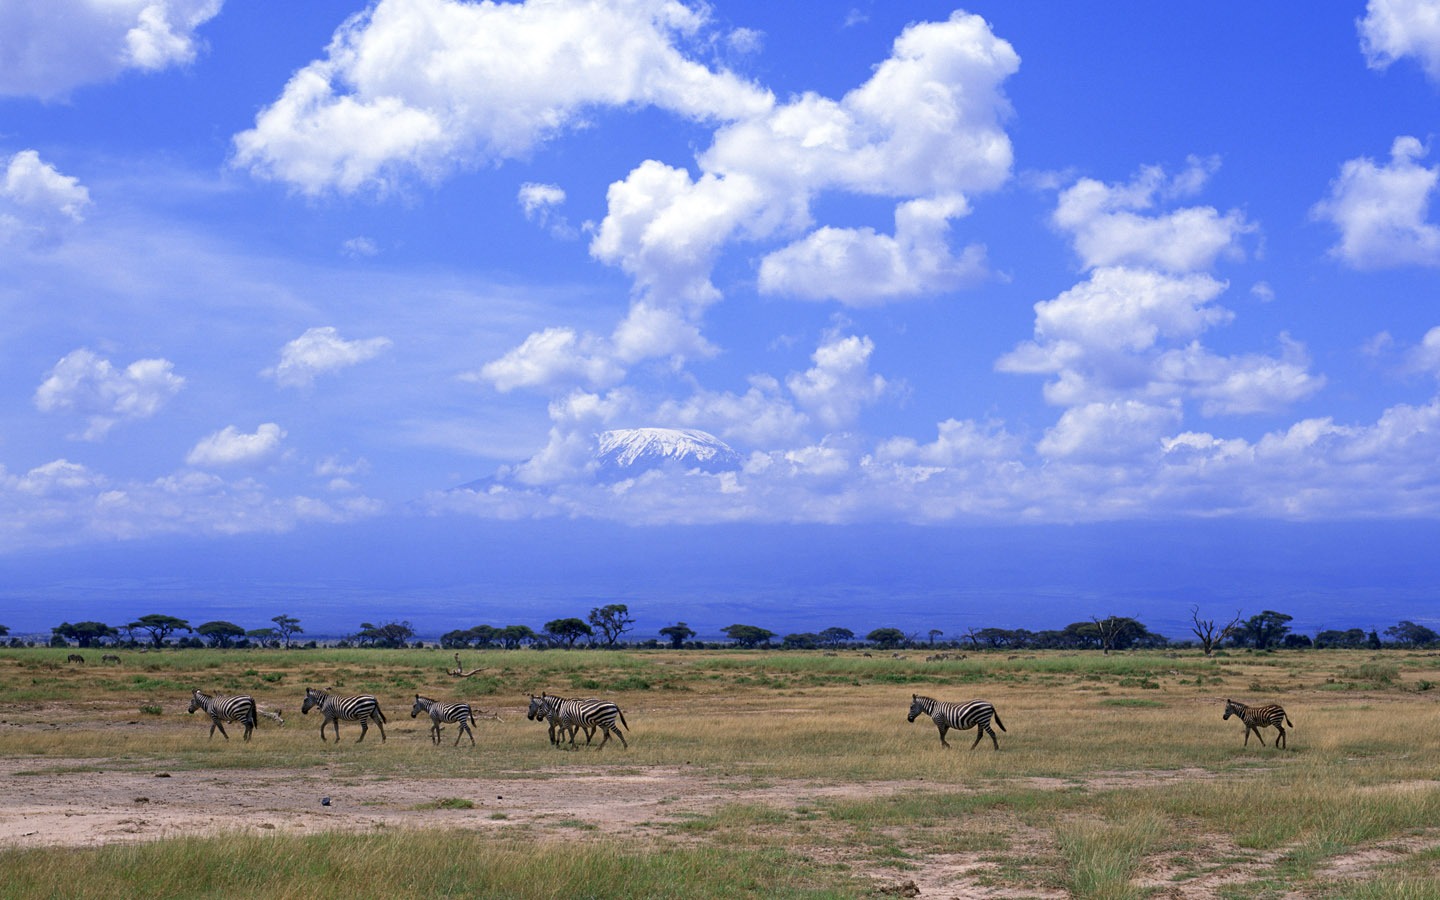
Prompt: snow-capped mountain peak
<box><xmin>595</xmin><ymin>428</ymin><xmax>741</xmax><ymax>475</ymax></box>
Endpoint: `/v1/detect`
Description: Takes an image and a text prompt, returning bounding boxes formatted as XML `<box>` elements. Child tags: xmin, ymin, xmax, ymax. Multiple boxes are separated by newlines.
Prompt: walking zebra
<box><xmin>66</xmin><ymin>654</ymin><xmax>84</xmax><ymax>664</ymax></box>
<box><xmin>188</xmin><ymin>690</ymin><xmax>259</xmax><ymax>741</ymax></box>
<box><xmin>1223</xmin><ymin>699</ymin><xmax>1292</xmax><ymax>749</ymax></box>
<box><xmin>527</xmin><ymin>693</ymin><xmax>628</xmax><ymax>749</ymax></box>
<box><xmin>411</xmin><ymin>694</ymin><xmax>478</xmax><ymax>746</ymax></box>
<box><xmin>101</xmin><ymin>654</ymin><xmax>121</xmax><ymax>665</ymax></box>
<box><xmin>907</xmin><ymin>694</ymin><xmax>1006</xmax><ymax>750</ymax></box>
<box><xmin>301</xmin><ymin>687</ymin><xmax>387</xmax><ymax>743</ymax></box>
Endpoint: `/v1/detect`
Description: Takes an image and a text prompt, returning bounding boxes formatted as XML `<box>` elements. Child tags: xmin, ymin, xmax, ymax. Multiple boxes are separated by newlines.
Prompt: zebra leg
<box><xmin>373</xmin><ymin>714</ymin><xmax>386</xmax><ymax>742</ymax></box>
<box><xmin>212</xmin><ymin>718</ymin><xmax>229</xmax><ymax>740</ymax></box>
<box><xmin>936</xmin><ymin>723</ymin><xmax>950</xmax><ymax>748</ymax></box>
<box><xmin>610</xmin><ymin>725</ymin><xmax>627</xmax><ymax>749</ymax></box>
<box><xmin>457</xmin><ymin>721</ymin><xmax>474</xmax><ymax>746</ymax></box>
<box><xmin>969</xmin><ymin>728</ymin><xmax>984</xmax><ymax>750</ymax></box>
<box><xmin>357</xmin><ymin>719</ymin><xmax>369</xmax><ymax>742</ymax></box>
<box><xmin>1275</xmin><ymin>726</ymin><xmax>1286</xmax><ymax>749</ymax></box>
<box><xmin>431</xmin><ymin>721</ymin><xmax>442</xmax><ymax>745</ymax></box>
<box><xmin>986</xmin><ymin>725</ymin><xmax>1000</xmax><ymax>750</ymax></box>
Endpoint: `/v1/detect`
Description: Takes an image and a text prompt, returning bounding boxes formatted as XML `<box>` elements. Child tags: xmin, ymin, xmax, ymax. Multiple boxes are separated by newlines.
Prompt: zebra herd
<box><xmin>183</xmin><ymin>686</ymin><xmax>632</xmax><ymax>749</ymax></box>
<box><xmin>185</xmin><ymin>686</ymin><xmax>1290</xmax><ymax>752</ymax></box>
<box><xmin>907</xmin><ymin>694</ymin><xmax>1295</xmax><ymax>751</ymax></box>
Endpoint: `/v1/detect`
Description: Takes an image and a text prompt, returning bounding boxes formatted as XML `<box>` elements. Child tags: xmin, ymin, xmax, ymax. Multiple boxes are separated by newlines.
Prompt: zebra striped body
<box><xmin>907</xmin><ymin>694</ymin><xmax>1006</xmax><ymax>750</ymax></box>
<box><xmin>411</xmin><ymin>694</ymin><xmax>477</xmax><ymax>746</ymax></box>
<box><xmin>188</xmin><ymin>690</ymin><xmax>258</xmax><ymax>741</ymax></box>
<box><xmin>302</xmin><ymin>687</ymin><xmax>387</xmax><ymax>743</ymax></box>
<box><xmin>66</xmin><ymin>654</ymin><xmax>84</xmax><ymax>664</ymax></box>
<box><xmin>1223</xmin><ymin>699</ymin><xmax>1292</xmax><ymax>748</ymax></box>
<box><xmin>528</xmin><ymin>693</ymin><xmax>628</xmax><ymax>749</ymax></box>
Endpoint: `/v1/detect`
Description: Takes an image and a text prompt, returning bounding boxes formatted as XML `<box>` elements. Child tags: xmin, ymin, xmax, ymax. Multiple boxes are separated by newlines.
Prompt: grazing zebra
<box><xmin>1223</xmin><ymin>699</ymin><xmax>1293</xmax><ymax>749</ymax></box>
<box><xmin>101</xmin><ymin>654</ymin><xmax>120</xmax><ymax>665</ymax></box>
<box><xmin>301</xmin><ymin>687</ymin><xmax>387</xmax><ymax>743</ymax></box>
<box><xmin>411</xmin><ymin>694</ymin><xmax>478</xmax><ymax>747</ymax></box>
<box><xmin>907</xmin><ymin>694</ymin><xmax>1006</xmax><ymax>750</ymax></box>
<box><xmin>188</xmin><ymin>690</ymin><xmax>259</xmax><ymax>741</ymax></box>
<box><xmin>528</xmin><ymin>693</ymin><xmax>628</xmax><ymax>749</ymax></box>
<box><xmin>66</xmin><ymin>653</ymin><xmax>84</xmax><ymax>664</ymax></box>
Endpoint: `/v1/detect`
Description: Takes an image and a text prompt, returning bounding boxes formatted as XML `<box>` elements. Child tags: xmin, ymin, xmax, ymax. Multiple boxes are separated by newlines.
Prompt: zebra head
<box><xmin>411</xmin><ymin>695</ymin><xmax>434</xmax><ymax>718</ymax></box>
<box><xmin>187</xmin><ymin>690</ymin><xmax>207</xmax><ymax>715</ymax></box>
<box><xmin>1222</xmin><ymin>699</ymin><xmax>1240</xmax><ymax>720</ymax></box>
<box><xmin>527</xmin><ymin>691</ymin><xmax>552</xmax><ymax>720</ymax></box>
<box><xmin>301</xmin><ymin>688</ymin><xmax>325</xmax><ymax>716</ymax></box>
<box><xmin>906</xmin><ymin>694</ymin><xmax>932</xmax><ymax>723</ymax></box>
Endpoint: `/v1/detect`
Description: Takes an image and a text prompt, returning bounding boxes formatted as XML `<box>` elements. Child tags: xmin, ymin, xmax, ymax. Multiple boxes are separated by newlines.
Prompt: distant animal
<box><xmin>66</xmin><ymin>654</ymin><xmax>84</xmax><ymax>664</ymax></box>
<box><xmin>302</xmin><ymin>687</ymin><xmax>387</xmax><ymax>743</ymax></box>
<box><xmin>188</xmin><ymin>690</ymin><xmax>259</xmax><ymax>741</ymax></box>
<box><xmin>411</xmin><ymin>694</ymin><xmax>478</xmax><ymax>747</ymax></box>
<box><xmin>1223</xmin><ymin>699</ymin><xmax>1292</xmax><ymax>749</ymax></box>
<box><xmin>907</xmin><ymin>694</ymin><xmax>1006</xmax><ymax>750</ymax></box>
<box><xmin>528</xmin><ymin>693</ymin><xmax>628</xmax><ymax>749</ymax></box>
<box><xmin>259</xmin><ymin>708</ymin><xmax>285</xmax><ymax>727</ymax></box>
<box><xmin>101</xmin><ymin>654</ymin><xmax>120</xmax><ymax>665</ymax></box>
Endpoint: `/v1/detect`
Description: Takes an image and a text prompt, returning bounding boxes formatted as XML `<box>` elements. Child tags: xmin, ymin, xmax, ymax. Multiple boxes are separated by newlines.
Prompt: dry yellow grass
<box><xmin>3</xmin><ymin>646</ymin><xmax>1440</xmax><ymax>897</ymax></box>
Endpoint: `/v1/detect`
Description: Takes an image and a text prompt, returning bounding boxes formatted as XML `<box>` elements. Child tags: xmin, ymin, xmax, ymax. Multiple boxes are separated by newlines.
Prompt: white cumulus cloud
<box><xmin>1359</xmin><ymin>0</ymin><xmax>1440</xmax><ymax>82</ymax></box>
<box><xmin>1</xmin><ymin>150</ymin><xmax>91</xmax><ymax>246</ymax></box>
<box><xmin>232</xmin><ymin>0</ymin><xmax>772</xmax><ymax>195</ymax></box>
<box><xmin>186</xmin><ymin>423</ymin><xmax>286</xmax><ymax>468</ymax></box>
<box><xmin>1313</xmin><ymin>136</ymin><xmax>1440</xmax><ymax>269</ymax></box>
<box><xmin>0</xmin><ymin>0</ymin><xmax>222</xmax><ymax>99</ymax></box>
<box><xmin>34</xmin><ymin>349</ymin><xmax>185</xmax><ymax>441</ymax></box>
<box><xmin>265</xmin><ymin>326</ymin><xmax>392</xmax><ymax>388</ymax></box>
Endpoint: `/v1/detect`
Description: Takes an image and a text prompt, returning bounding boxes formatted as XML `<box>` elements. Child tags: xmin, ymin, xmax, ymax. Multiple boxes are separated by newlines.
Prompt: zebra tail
<box><xmin>618</xmin><ymin>707</ymin><xmax>630</xmax><ymax>731</ymax></box>
<box><xmin>992</xmin><ymin>709</ymin><xmax>1007</xmax><ymax>732</ymax></box>
<box><xmin>1285</xmin><ymin>714</ymin><xmax>1294</xmax><ymax>727</ymax></box>
<box><xmin>377</xmin><ymin>706</ymin><xmax>388</xmax><ymax>724</ymax></box>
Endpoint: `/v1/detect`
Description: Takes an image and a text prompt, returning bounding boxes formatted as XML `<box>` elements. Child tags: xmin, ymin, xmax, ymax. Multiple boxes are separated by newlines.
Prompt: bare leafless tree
<box><xmin>1190</xmin><ymin>606</ymin><xmax>1243</xmax><ymax>656</ymax></box>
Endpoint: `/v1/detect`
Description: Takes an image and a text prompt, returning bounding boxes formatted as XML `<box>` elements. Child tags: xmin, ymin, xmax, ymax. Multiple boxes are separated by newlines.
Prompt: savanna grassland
<box><xmin>2</xmin><ymin>647</ymin><xmax>1440</xmax><ymax>898</ymax></box>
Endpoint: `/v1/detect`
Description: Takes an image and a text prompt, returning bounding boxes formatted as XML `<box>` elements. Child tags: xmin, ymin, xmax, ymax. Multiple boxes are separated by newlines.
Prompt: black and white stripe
<box><xmin>907</xmin><ymin>694</ymin><xmax>1006</xmax><ymax>750</ymax></box>
<box><xmin>411</xmin><ymin>694</ymin><xmax>477</xmax><ymax>746</ymax></box>
<box><xmin>188</xmin><ymin>689</ymin><xmax>259</xmax><ymax>741</ymax></box>
<box><xmin>302</xmin><ymin>687</ymin><xmax>387</xmax><ymax>743</ymax></box>
<box><xmin>528</xmin><ymin>693</ymin><xmax>628</xmax><ymax>749</ymax></box>
<box><xmin>1223</xmin><ymin>699</ymin><xmax>1292</xmax><ymax>748</ymax></box>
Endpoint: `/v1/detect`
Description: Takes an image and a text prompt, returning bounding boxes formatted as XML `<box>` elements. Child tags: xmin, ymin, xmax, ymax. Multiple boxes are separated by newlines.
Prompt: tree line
<box><xmin>5</xmin><ymin>604</ymin><xmax>1438</xmax><ymax>652</ymax></box>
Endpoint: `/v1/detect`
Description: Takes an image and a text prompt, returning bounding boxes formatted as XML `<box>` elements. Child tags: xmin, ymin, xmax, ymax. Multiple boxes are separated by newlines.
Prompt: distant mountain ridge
<box><xmin>595</xmin><ymin>427</ymin><xmax>742</xmax><ymax>477</ymax></box>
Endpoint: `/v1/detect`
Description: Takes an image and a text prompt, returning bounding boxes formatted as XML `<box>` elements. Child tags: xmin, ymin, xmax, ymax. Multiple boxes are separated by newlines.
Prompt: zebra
<box><xmin>101</xmin><ymin>654</ymin><xmax>121</xmax><ymax>665</ymax></box>
<box><xmin>66</xmin><ymin>653</ymin><xmax>84</xmax><ymax>664</ymax></box>
<box><xmin>301</xmin><ymin>687</ymin><xmax>387</xmax><ymax>743</ymax></box>
<box><xmin>411</xmin><ymin>694</ymin><xmax>478</xmax><ymax>747</ymax></box>
<box><xmin>528</xmin><ymin>693</ymin><xmax>628</xmax><ymax>749</ymax></box>
<box><xmin>188</xmin><ymin>690</ymin><xmax>259</xmax><ymax>741</ymax></box>
<box><xmin>1223</xmin><ymin>699</ymin><xmax>1293</xmax><ymax>749</ymax></box>
<box><xmin>526</xmin><ymin>693</ymin><xmax>594</xmax><ymax>746</ymax></box>
<box><xmin>907</xmin><ymin>694</ymin><xmax>1006</xmax><ymax>750</ymax></box>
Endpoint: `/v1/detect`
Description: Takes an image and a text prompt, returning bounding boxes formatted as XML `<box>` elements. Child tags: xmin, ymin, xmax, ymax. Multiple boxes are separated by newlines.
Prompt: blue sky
<box><xmin>3</xmin><ymin>1</ymin><xmax>1440</xmax><ymax>638</ymax></box>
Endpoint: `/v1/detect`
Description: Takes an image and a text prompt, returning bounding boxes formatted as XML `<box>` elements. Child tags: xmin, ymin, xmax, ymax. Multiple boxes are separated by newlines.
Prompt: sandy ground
<box><xmin>0</xmin><ymin>756</ymin><xmax>1038</xmax><ymax>898</ymax></box>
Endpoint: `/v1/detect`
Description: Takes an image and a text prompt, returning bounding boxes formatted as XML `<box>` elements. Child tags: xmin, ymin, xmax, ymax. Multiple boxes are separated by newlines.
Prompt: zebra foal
<box><xmin>1223</xmin><ymin>699</ymin><xmax>1292</xmax><ymax>749</ymax></box>
<box><xmin>907</xmin><ymin>694</ymin><xmax>1006</xmax><ymax>750</ymax></box>
<box><xmin>188</xmin><ymin>689</ymin><xmax>259</xmax><ymax>741</ymax></box>
<box><xmin>302</xmin><ymin>687</ymin><xmax>387</xmax><ymax>743</ymax></box>
<box><xmin>411</xmin><ymin>694</ymin><xmax>478</xmax><ymax>746</ymax></box>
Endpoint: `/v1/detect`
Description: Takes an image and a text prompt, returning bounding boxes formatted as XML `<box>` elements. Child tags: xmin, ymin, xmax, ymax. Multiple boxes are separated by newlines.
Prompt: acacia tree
<box><xmin>659</xmin><ymin>622</ymin><xmax>696</xmax><ymax>649</ymax></box>
<box><xmin>867</xmin><ymin>627</ymin><xmax>906</xmax><ymax>649</ymax></box>
<box><xmin>1233</xmin><ymin>610</ymin><xmax>1293</xmax><ymax>650</ymax></box>
<box><xmin>357</xmin><ymin>621</ymin><xmax>414</xmax><ymax>648</ymax></box>
<box><xmin>723</xmin><ymin>624</ymin><xmax>775</xmax><ymax>648</ymax></box>
<box><xmin>1190</xmin><ymin>606</ymin><xmax>1242</xmax><ymax>656</ymax></box>
<box><xmin>128</xmin><ymin>614</ymin><xmax>192</xmax><ymax>648</ymax></box>
<box><xmin>544</xmin><ymin>617</ymin><xmax>593</xmax><ymax>648</ymax></box>
<box><xmin>819</xmin><ymin>627</ymin><xmax>853</xmax><ymax>647</ymax></box>
<box><xmin>53</xmin><ymin>621</ymin><xmax>118</xmax><ymax>648</ymax></box>
<box><xmin>197</xmin><ymin>621</ymin><xmax>246</xmax><ymax>649</ymax></box>
<box><xmin>588</xmin><ymin>604</ymin><xmax>635</xmax><ymax>648</ymax></box>
<box><xmin>271</xmin><ymin>614</ymin><xmax>303</xmax><ymax>649</ymax></box>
